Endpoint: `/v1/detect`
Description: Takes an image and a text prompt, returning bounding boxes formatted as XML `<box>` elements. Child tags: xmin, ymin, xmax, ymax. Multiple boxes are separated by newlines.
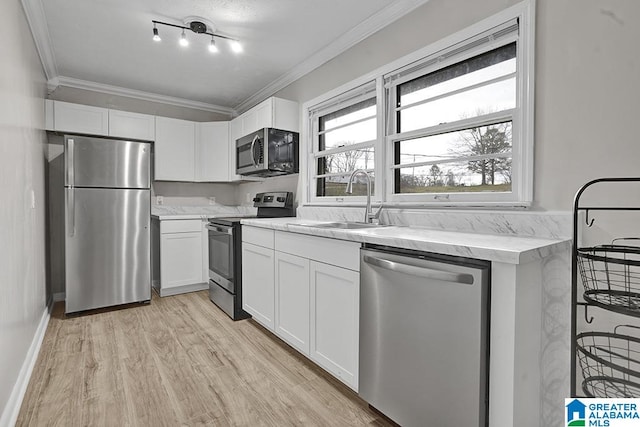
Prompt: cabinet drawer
<box><xmin>160</xmin><ymin>219</ymin><xmax>202</xmax><ymax>234</ymax></box>
<box><xmin>275</xmin><ymin>231</ymin><xmax>360</xmax><ymax>271</ymax></box>
<box><xmin>242</xmin><ymin>226</ymin><xmax>274</xmax><ymax>248</ymax></box>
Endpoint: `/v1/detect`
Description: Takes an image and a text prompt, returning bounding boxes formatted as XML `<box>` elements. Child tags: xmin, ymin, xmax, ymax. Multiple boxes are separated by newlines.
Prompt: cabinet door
<box><xmin>275</xmin><ymin>252</ymin><xmax>310</xmax><ymax>354</ymax></box>
<box><xmin>272</xmin><ymin>98</ymin><xmax>299</xmax><ymax>132</ymax></box>
<box><xmin>155</xmin><ymin>117</ymin><xmax>195</xmax><ymax>181</ymax></box>
<box><xmin>228</xmin><ymin>117</ymin><xmax>243</xmax><ymax>181</ymax></box>
<box><xmin>160</xmin><ymin>231</ymin><xmax>204</xmax><ymax>289</ymax></box>
<box><xmin>242</xmin><ymin>242</ymin><xmax>275</xmax><ymax>331</ymax></box>
<box><xmin>254</xmin><ymin>98</ymin><xmax>273</xmax><ymax>131</ymax></box>
<box><xmin>109</xmin><ymin>110</ymin><xmax>155</xmax><ymax>141</ymax></box>
<box><xmin>201</xmin><ymin>220</ymin><xmax>209</xmax><ymax>283</ymax></box>
<box><xmin>53</xmin><ymin>101</ymin><xmax>109</xmax><ymax>136</ymax></box>
<box><xmin>195</xmin><ymin>121</ymin><xmax>229</xmax><ymax>182</ymax></box>
<box><xmin>310</xmin><ymin>261</ymin><xmax>360</xmax><ymax>390</ymax></box>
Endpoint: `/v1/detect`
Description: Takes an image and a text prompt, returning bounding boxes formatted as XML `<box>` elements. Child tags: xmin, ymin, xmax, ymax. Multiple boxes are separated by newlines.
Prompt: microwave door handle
<box><xmin>250</xmin><ymin>134</ymin><xmax>259</xmax><ymax>167</ymax></box>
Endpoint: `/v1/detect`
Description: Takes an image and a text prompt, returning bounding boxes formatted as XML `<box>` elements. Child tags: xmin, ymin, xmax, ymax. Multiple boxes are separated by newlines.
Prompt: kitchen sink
<box><xmin>296</xmin><ymin>221</ymin><xmax>389</xmax><ymax>229</ymax></box>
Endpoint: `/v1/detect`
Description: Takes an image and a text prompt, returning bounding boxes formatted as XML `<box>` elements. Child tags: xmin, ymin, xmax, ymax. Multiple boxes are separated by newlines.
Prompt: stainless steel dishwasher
<box><xmin>359</xmin><ymin>245</ymin><xmax>490</xmax><ymax>427</ymax></box>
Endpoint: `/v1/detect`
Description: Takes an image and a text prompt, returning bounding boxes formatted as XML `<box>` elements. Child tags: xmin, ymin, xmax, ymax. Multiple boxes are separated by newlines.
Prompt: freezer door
<box><xmin>65</xmin><ymin>135</ymin><xmax>150</xmax><ymax>188</ymax></box>
<box><xmin>65</xmin><ymin>187</ymin><xmax>151</xmax><ymax>313</ymax></box>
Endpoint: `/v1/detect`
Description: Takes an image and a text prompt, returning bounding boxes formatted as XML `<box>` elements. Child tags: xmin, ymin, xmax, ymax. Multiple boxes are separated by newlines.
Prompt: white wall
<box><xmin>0</xmin><ymin>0</ymin><xmax>48</xmax><ymax>424</ymax></box>
<box><xmin>251</xmin><ymin>0</ymin><xmax>640</xmax><ymax>212</ymax></box>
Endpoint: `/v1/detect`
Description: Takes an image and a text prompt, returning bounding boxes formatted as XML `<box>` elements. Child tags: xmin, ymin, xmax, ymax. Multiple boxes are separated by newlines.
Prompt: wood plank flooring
<box><xmin>16</xmin><ymin>291</ymin><xmax>391</xmax><ymax>426</ymax></box>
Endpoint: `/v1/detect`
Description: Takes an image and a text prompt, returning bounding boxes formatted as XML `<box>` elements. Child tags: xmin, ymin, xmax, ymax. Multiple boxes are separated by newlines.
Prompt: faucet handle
<box><xmin>373</xmin><ymin>205</ymin><xmax>383</xmax><ymax>219</ymax></box>
<box><xmin>368</xmin><ymin>205</ymin><xmax>383</xmax><ymax>224</ymax></box>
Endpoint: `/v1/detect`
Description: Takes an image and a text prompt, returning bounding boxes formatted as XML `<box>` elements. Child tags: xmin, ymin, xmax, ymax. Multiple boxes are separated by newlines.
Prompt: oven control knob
<box><xmin>253</xmin><ymin>197</ymin><xmax>261</xmax><ymax>202</ymax></box>
<box><xmin>277</xmin><ymin>197</ymin><xmax>285</xmax><ymax>202</ymax></box>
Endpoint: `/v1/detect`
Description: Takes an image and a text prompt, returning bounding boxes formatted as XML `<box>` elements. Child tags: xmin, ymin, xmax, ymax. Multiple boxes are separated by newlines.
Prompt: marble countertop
<box><xmin>240</xmin><ymin>217</ymin><xmax>571</xmax><ymax>265</ymax></box>
<box><xmin>151</xmin><ymin>205</ymin><xmax>255</xmax><ymax>220</ymax></box>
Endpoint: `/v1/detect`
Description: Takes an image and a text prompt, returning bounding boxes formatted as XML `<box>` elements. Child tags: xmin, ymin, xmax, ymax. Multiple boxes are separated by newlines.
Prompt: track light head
<box><xmin>231</xmin><ymin>40</ymin><xmax>243</xmax><ymax>53</ymax></box>
<box><xmin>209</xmin><ymin>37</ymin><xmax>218</xmax><ymax>53</ymax></box>
<box><xmin>179</xmin><ymin>29</ymin><xmax>189</xmax><ymax>47</ymax></box>
<box><xmin>152</xmin><ymin>26</ymin><xmax>161</xmax><ymax>42</ymax></box>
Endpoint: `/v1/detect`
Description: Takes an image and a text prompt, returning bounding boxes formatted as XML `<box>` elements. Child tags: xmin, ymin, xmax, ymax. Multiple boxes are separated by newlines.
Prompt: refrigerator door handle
<box><xmin>67</xmin><ymin>188</ymin><xmax>75</xmax><ymax>237</ymax></box>
<box><xmin>67</xmin><ymin>138</ymin><xmax>75</xmax><ymax>186</ymax></box>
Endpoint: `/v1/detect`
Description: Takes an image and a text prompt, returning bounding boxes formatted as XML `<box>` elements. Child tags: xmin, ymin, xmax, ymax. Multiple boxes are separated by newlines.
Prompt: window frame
<box><xmin>307</xmin><ymin>80</ymin><xmax>385</xmax><ymax>205</ymax></box>
<box><xmin>301</xmin><ymin>0</ymin><xmax>534</xmax><ymax>207</ymax></box>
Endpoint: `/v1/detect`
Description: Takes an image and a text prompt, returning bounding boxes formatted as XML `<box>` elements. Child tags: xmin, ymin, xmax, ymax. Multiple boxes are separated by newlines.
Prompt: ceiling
<box><xmin>23</xmin><ymin>0</ymin><xmax>429</xmax><ymax>114</ymax></box>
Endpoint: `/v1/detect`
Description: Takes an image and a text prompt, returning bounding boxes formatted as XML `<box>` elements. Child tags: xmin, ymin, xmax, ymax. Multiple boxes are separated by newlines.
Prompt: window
<box><xmin>304</xmin><ymin>2</ymin><xmax>533</xmax><ymax>206</ymax></box>
<box><xmin>309</xmin><ymin>82</ymin><xmax>379</xmax><ymax>202</ymax></box>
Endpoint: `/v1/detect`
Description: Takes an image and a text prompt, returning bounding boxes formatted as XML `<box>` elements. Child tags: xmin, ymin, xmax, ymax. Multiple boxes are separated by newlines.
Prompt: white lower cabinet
<box><xmin>242</xmin><ymin>242</ymin><xmax>275</xmax><ymax>330</ymax></box>
<box><xmin>310</xmin><ymin>261</ymin><xmax>360</xmax><ymax>390</ymax></box>
<box><xmin>153</xmin><ymin>219</ymin><xmax>208</xmax><ymax>296</ymax></box>
<box><xmin>161</xmin><ymin>232</ymin><xmax>203</xmax><ymax>287</ymax></box>
<box><xmin>241</xmin><ymin>226</ymin><xmax>360</xmax><ymax>390</ymax></box>
<box><xmin>274</xmin><ymin>252</ymin><xmax>310</xmax><ymax>354</ymax></box>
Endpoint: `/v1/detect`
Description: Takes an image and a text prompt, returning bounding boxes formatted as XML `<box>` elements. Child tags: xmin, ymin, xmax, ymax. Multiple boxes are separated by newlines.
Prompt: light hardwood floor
<box><xmin>17</xmin><ymin>291</ymin><xmax>392</xmax><ymax>426</ymax></box>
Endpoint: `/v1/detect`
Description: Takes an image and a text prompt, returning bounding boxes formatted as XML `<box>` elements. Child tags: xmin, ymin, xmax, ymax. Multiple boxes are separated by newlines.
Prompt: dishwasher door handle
<box><xmin>363</xmin><ymin>255</ymin><xmax>474</xmax><ymax>285</ymax></box>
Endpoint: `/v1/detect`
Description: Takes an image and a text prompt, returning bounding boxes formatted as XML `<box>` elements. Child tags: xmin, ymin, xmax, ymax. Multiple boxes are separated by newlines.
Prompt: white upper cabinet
<box><xmin>46</xmin><ymin>100</ymin><xmax>154</xmax><ymax>141</ymax></box>
<box><xmin>240</xmin><ymin>97</ymin><xmax>299</xmax><ymax>135</ymax></box>
<box><xmin>108</xmin><ymin>110</ymin><xmax>155</xmax><ymax>141</ymax></box>
<box><xmin>228</xmin><ymin>117</ymin><xmax>243</xmax><ymax>181</ymax></box>
<box><xmin>48</xmin><ymin>100</ymin><xmax>109</xmax><ymax>136</ymax></box>
<box><xmin>195</xmin><ymin>121</ymin><xmax>229</xmax><ymax>182</ymax></box>
<box><xmin>241</xmin><ymin>100</ymin><xmax>270</xmax><ymax>135</ymax></box>
<box><xmin>155</xmin><ymin>118</ymin><xmax>232</xmax><ymax>182</ymax></box>
<box><xmin>154</xmin><ymin>117</ymin><xmax>195</xmax><ymax>181</ymax></box>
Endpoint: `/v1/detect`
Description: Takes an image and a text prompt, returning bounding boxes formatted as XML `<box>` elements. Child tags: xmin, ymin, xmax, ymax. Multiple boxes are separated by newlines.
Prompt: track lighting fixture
<box><xmin>151</xmin><ymin>19</ymin><xmax>242</xmax><ymax>54</ymax></box>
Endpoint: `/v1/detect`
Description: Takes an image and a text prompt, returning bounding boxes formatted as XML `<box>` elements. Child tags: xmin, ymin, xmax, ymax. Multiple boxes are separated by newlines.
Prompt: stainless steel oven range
<box><xmin>206</xmin><ymin>191</ymin><xmax>294</xmax><ymax>320</ymax></box>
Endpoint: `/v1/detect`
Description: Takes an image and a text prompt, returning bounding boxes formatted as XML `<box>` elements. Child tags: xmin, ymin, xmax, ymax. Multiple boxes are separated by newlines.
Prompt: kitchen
<box><xmin>2</xmin><ymin>0</ymin><xmax>639</xmax><ymax>426</ymax></box>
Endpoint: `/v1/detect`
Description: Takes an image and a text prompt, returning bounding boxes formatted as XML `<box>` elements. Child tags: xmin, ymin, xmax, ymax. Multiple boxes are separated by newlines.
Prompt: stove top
<box><xmin>208</xmin><ymin>191</ymin><xmax>294</xmax><ymax>227</ymax></box>
<box><xmin>209</xmin><ymin>216</ymin><xmax>258</xmax><ymax>226</ymax></box>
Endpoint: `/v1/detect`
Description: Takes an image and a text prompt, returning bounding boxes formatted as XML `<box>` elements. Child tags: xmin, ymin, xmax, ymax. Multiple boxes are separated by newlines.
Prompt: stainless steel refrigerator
<box><xmin>64</xmin><ymin>135</ymin><xmax>151</xmax><ymax>314</ymax></box>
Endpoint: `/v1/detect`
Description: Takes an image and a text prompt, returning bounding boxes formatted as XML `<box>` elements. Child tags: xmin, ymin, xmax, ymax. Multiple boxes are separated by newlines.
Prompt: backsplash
<box><xmin>297</xmin><ymin>206</ymin><xmax>572</xmax><ymax>240</ymax></box>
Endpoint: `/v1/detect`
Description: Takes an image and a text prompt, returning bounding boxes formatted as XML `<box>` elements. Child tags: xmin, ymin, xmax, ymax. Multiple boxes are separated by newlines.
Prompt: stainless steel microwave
<box><xmin>236</xmin><ymin>128</ymin><xmax>299</xmax><ymax>177</ymax></box>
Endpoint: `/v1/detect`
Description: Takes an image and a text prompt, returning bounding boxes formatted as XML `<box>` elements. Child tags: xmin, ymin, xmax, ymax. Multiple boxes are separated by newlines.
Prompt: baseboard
<box><xmin>0</xmin><ymin>303</ymin><xmax>51</xmax><ymax>427</ymax></box>
<box><xmin>158</xmin><ymin>282</ymin><xmax>208</xmax><ymax>297</ymax></box>
<box><xmin>52</xmin><ymin>292</ymin><xmax>65</xmax><ymax>302</ymax></box>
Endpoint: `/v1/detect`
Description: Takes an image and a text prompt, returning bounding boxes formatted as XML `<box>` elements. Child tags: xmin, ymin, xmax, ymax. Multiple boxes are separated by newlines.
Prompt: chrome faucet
<box><xmin>345</xmin><ymin>169</ymin><xmax>382</xmax><ymax>223</ymax></box>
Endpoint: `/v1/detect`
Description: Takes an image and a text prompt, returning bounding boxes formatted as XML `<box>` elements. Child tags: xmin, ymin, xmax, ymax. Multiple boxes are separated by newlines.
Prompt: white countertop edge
<box><xmin>152</xmin><ymin>213</ymin><xmax>256</xmax><ymax>220</ymax></box>
<box><xmin>240</xmin><ymin>218</ymin><xmax>571</xmax><ymax>265</ymax></box>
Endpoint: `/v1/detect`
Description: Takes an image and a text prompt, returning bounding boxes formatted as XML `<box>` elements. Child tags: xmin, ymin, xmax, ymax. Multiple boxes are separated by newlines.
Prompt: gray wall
<box><xmin>235</xmin><ymin>0</ymin><xmax>640</xmax><ymax>212</ymax></box>
<box><xmin>0</xmin><ymin>0</ymin><xmax>48</xmax><ymax>423</ymax></box>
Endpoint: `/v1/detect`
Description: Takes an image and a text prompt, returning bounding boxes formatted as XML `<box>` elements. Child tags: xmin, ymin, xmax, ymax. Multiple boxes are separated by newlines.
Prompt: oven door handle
<box><xmin>206</xmin><ymin>224</ymin><xmax>233</xmax><ymax>235</ymax></box>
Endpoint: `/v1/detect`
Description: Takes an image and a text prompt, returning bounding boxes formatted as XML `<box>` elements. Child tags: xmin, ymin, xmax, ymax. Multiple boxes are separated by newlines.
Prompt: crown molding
<box><xmin>20</xmin><ymin>0</ymin><xmax>58</xmax><ymax>80</ymax></box>
<box><xmin>49</xmin><ymin>76</ymin><xmax>236</xmax><ymax>116</ymax></box>
<box><xmin>234</xmin><ymin>0</ymin><xmax>431</xmax><ymax>113</ymax></box>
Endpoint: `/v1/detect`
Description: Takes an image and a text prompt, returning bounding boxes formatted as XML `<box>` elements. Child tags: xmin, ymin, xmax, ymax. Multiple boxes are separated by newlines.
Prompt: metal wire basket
<box><xmin>576</xmin><ymin>327</ymin><xmax>640</xmax><ymax>397</ymax></box>
<box><xmin>577</xmin><ymin>239</ymin><xmax>640</xmax><ymax>316</ymax></box>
